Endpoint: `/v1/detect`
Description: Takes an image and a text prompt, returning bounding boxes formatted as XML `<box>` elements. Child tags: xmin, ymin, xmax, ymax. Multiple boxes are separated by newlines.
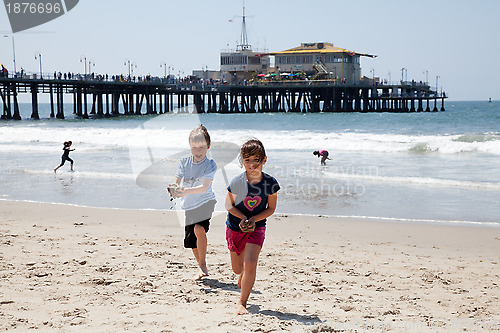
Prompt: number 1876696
<box><xmin>6</xmin><ymin>2</ymin><xmax>62</xmax><ymax>14</ymax></box>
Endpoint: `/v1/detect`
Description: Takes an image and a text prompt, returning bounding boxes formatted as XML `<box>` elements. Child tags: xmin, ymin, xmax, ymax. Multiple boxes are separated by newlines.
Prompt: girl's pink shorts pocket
<box><xmin>226</xmin><ymin>226</ymin><xmax>266</xmax><ymax>255</ymax></box>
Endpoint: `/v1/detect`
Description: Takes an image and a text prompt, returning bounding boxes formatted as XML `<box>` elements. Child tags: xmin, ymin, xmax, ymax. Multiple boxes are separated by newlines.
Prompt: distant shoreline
<box><xmin>2</xmin><ymin>198</ymin><xmax>497</xmax><ymax>228</ymax></box>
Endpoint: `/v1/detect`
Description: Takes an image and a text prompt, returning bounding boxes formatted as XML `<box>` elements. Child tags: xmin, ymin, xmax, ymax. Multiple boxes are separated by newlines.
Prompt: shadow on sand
<box><xmin>248</xmin><ymin>305</ymin><xmax>322</xmax><ymax>325</ymax></box>
<box><xmin>201</xmin><ymin>279</ymin><xmax>320</xmax><ymax>325</ymax></box>
<box><xmin>200</xmin><ymin>278</ymin><xmax>262</xmax><ymax>294</ymax></box>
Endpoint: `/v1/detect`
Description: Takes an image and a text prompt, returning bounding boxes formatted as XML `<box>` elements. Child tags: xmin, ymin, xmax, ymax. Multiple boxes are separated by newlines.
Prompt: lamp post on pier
<box><xmin>423</xmin><ymin>69</ymin><xmax>428</xmax><ymax>85</ymax></box>
<box><xmin>35</xmin><ymin>52</ymin><xmax>42</xmax><ymax>78</ymax></box>
<box><xmin>131</xmin><ymin>62</ymin><xmax>137</xmax><ymax>81</ymax></box>
<box><xmin>88</xmin><ymin>60</ymin><xmax>95</xmax><ymax>78</ymax></box>
<box><xmin>160</xmin><ymin>61</ymin><xmax>167</xmax><ymax>78</ymax></box>
<box><xmin>80</xmin><ymin>55</ymin><xmax>87</xmax><ymax>78</ymax></box>
<box><xmin>124</xmin><ymin>59</ymin><xmax>137</xmax><ymax>80</ymax></box>
<box><xmin>124</xmin><ymin>59</ymin><xmax>131</xmax><ymax>78</ymax></box>
<box><xmin>3</xmin><ymin>35</ymin><xmax>16</xmax><ymax>75</ymax></box>
<box><xmin>166</xmin><ymin>65</ymin><xmax>174</xmax><ymax>83</ymax></box>
<box><xmin>201</xmin><ymin>65</ymin><xmax>208</xmax><ymax>88</ymax></box>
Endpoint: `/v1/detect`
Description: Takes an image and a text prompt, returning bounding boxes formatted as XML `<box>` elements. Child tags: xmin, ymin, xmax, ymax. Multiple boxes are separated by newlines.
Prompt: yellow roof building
<box><xmin>270</xmin><ymin>42</ymin><xmax>375</xmax><ymax>58</ymax></box>
<box><xmin>269</xmin><ymin>42</ymin><xmax>376</xmax><ymax>83</ymax></box>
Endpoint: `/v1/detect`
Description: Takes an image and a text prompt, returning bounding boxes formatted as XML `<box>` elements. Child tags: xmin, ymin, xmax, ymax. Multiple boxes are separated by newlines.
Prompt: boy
<box><xmin>170</xmin><ymin>125</ymin><xmax>217</xmax><ymax>280</ymax></box>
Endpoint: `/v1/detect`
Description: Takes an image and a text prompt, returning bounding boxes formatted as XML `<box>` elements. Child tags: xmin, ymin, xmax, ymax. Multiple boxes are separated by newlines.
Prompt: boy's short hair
<box><xmin>189</xmin><ymin>125</ymin><xmax>211</xmax><ymax>145</ymax></box>
<box><xmin>240</xmin><ymin>139</ymin><xmax>266</xmax><ymax>163</ymax></box>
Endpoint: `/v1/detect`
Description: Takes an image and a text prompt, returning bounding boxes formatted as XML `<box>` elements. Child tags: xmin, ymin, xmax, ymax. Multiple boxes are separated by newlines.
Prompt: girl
<box><xmin>225</xmin><ymin>139</ymin><xmax>280</xmax><ymax>315</ymax></box>
<box><xmin>313</xmin><ymin>149</ymin><xmax>330</xmax><ymax>166</ymax></box>
<box><xmin>54</xmin><ymin>141</ymin><xmax>75</xmax><ymax>173</ymax></box>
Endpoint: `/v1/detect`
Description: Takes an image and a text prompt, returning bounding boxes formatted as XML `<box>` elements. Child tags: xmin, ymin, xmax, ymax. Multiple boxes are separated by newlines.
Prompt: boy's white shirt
<box><xmin>176</xmin><ymin>155</ymin><xmax>217</xmax><ymax>210</ymax></box>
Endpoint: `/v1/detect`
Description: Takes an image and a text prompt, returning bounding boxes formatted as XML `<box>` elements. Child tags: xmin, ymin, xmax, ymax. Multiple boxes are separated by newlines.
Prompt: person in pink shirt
<box><xmin>313</xmin><ymin>150</ymin><xmax>330</xmax><ymax>166</ymax></box>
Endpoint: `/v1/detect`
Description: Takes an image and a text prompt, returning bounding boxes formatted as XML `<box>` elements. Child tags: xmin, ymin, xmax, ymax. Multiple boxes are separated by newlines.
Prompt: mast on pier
<box><xmin>220</xmin><ymin>0</ymin><xmax>269</xmax><ymax>83</ymax></box>
<box><xmin>237</xmin><ymin>0</ymin><xmax>251</xmax><ymax>51</ymax></box>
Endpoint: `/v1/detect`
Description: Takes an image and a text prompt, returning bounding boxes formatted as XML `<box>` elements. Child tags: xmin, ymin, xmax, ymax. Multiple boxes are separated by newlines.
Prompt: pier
<box><xmin>0</xmin><ymin>77</ymin><xmax>446</xmax><ymax>120</ymax></box>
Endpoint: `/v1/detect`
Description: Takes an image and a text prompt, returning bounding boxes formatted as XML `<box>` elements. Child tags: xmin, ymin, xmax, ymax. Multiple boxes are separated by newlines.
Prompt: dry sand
<box><xmin>0</xmin><ymin>200</ymin><xmax>499</xmax><ymax>332</ymax></box>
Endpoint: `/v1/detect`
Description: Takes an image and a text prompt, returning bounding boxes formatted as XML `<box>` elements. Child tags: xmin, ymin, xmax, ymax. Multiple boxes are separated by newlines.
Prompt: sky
<box><xmin>1</xmin><ymin>0</ymin><xmax>499</xmax><ymax>101</ymax></box>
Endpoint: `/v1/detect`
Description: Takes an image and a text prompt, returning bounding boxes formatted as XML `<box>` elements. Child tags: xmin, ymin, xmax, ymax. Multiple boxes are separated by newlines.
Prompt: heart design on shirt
<box><xmin>243</xmin><ymin>196</ymin><xmax>261</xmax><ymax>211</ymax></box>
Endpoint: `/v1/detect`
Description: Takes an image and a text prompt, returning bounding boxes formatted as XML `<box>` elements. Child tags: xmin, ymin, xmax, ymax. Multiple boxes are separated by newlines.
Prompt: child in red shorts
<box><xmin>224</xmin><ymin>139</ymin><xmax>280</xmax><ymax>315</ymax></box>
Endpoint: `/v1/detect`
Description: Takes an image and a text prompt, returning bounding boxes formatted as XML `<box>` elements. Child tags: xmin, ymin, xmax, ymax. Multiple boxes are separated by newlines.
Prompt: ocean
<box><xmin>1</xmin><ymin>101</ymin><xmax>499</xmax><ymax>227</ymax></box>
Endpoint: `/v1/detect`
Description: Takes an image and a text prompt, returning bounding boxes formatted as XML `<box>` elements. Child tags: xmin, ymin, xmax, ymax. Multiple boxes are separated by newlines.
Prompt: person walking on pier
<box><xmin>169</xmin><ymin>125</ymin><xmax>217</xmax><ymax>280</ymax></box>
<box><xmin>313</xmin><ymin>150</ymin><xmax>330</xmax><ymax>166</ymax></box>
<box><xmin>1</xmin><ymin>65</ymin><xmax>8</xmax><ymax>78</ymax></box>
<box><xmin>54</xmin><ymin>141</ymin><xmax>75</xmax><ymax>173</ymax></box>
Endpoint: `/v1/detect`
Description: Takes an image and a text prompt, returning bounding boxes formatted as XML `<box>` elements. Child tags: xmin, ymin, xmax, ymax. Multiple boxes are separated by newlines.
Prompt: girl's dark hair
<box><xmin>64</xmin><ymin>141</ymin><xmax>72</xmax><ymax>146</ymax></box>
<box><xmin>189</xmin><ymin>124</ymin><xmax>211</xmax><ymax>145</ymax></box>
<box><xmin>240</xmin><ymin>139</ymin><xmax>266</xmax><ymax>164</ymax></box>
<box><xmin>313</xmin><ymin>151</ymin><xmax>319</xmax><ymax>156</ymax></box>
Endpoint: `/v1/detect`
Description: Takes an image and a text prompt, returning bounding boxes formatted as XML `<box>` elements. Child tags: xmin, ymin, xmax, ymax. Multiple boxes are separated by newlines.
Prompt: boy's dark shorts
<box><xmin>184</xmin><ymin>200</ymin><xmax>216</xmax><ymax>249</ymax></box>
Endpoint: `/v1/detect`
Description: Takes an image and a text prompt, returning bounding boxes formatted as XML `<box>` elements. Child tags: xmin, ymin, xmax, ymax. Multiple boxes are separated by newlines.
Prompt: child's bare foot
<box><xmin>237</xmin><ymin>302</ymin><xmax>248</xmax><ymax>315</ymax></box>
<box><xmin>194</xmin><ymin>272</ymin><xmax>208</xmax><ymax>281</ymax></box>
<box><xmin>194</xmin><ymin>272</ymin><xmax>208</xmax><ymax>280</ymax></box>
<box><xmin>194</xmin><ymin>265</ymin><xmax>209</xmax><ymax>281</ymax></box>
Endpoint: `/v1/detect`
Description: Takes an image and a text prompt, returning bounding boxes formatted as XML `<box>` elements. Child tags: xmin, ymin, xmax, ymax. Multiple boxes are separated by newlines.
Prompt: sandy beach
<box><xmin>0</xmin><ymin>200</ymin><xmax>499</xmax><ymax>332</ymax></box>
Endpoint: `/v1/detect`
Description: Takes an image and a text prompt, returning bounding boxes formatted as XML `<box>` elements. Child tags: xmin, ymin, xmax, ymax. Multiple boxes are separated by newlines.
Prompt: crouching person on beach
<box><xmin>225</xmin><ymin>139</ymin><xmax>280</xmax><ymax>315</ymax></box>
<box><xmin>171</xmin><ymin>125</ymin><xmax>217</xmax><ymax>280</ymax></box>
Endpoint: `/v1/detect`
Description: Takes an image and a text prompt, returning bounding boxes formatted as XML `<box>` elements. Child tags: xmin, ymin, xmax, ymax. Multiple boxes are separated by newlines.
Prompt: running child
<box><xmin>170</xmin><ymin>125</ymin><xmax>217</xmax><ymax>280</ymax></box>
<box><xmin>54</xmin><ymin>141</ymin><xmax>75</xmax><ymax>173</ymax></box>
<box><xmin>225</xmin><ymin>139</ymin><xmax>280</xmax><ymax>315</ymax></box>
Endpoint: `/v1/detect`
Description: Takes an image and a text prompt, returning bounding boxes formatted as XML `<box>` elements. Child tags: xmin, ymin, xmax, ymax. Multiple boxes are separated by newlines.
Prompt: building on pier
<box><xmin>219</xmin><ymin>40</ymin><xmax>376</xmax><ymax>85</ymax></box>
<box><xmin>219</xmin><ymin>2</ymin><xmax>270</xmax><ymax>84</ymax></box>
<box><xmin>268</xmin><ymin>42</ymin><xmax>376</xmax><ymax>84</ymax></box>
<box><xmin>220</xmin><ymin>49</ymin><xmax>269</xmax><ymax>83</ymax></box>
<box><xmin>191</xmin><ymin>70</ymin><xmax>220</xmax><ymax>82</ymax></box>
<box><xmin>218</xmin><ymin>3</ymin><xmax>374</xmax><ymax>84</ymax></box>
